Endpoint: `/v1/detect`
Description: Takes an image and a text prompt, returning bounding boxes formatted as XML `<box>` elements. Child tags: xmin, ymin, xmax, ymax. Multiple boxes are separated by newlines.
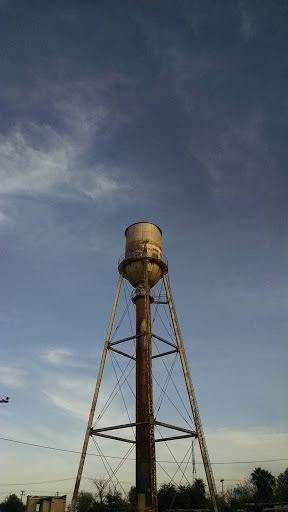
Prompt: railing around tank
<box><xmin>118</xmin><ymin>252</ymin><xmax>168</xmax><ymax>276</ymax></box>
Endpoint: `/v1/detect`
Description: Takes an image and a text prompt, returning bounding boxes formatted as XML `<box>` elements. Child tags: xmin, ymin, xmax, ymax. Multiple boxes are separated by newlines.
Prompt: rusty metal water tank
<box><xmin>118</xmin><ymin>222</ymin><xmax>168</xmax><ymax>288</ymax></box>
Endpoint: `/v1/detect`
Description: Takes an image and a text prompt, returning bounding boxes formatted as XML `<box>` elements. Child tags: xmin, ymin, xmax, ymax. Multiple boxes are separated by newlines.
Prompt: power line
<box><xmin>0</xmin><ymin>437</ymin><xmax>94</xmax><ymax>456</ymax></box>
<box><xmin>0</xmin><ymin>478</ymin><xmax>79</xmax><ymax>486</ymax></box>
<box><xmin>0</xmin><ymin>477</ymin><xmax>135</xmax><ymax>487</ymax></box>
<box><xmin>1</xmin><ymin>436</ymin><xmax>287</xmax><ymax>466</ymax></box>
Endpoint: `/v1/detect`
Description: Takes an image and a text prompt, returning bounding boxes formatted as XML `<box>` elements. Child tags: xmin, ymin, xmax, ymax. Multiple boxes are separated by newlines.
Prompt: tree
<box><xmin>157</xmin><ymin>479</ymin><xmax>207</xmax><ymax>511</ymax></box>
<box><xmin>176</xmin><ymin>479</ymin><xmax>207</xmax><ymax>510</ymax></box>
<box><xmin>192</xmin><ymin>478</ymin><xmax>208</xmax><ymax>508</ymax></box>
<box><xmin>76</xmin><ymin>491</ymin><xmax>95</xmax><ymax>512</ymax></box>
<box><xmin>89</xmin><ymin>480</ymin><xmax>128</xmax><ymax>512</ymax></box>
<box><xmin>157</xmin><ymin>482</ymin><xmax>177</xmax><ymax>512</ymax></box>
<box><xmin>91</xmin><ymin>479</ymin><xmax>107</xmax><ymax>509</ymax></box>
<box><xmin>251</xmin><ymin>467</ymin><xmax>275</xmax><ymax>504</ymax></box>
<box><xmin>176</xmin><ymin>484</ymin><xmax>193</xmax><ymax>509</ymax></box>
<box><xmin>275</xmin><ymin>468</ymin><xmax>288</xmax><ymax>503</ymax></box>
<box><xmin>105</xmin><ymin>488</ymin><xmax>126</xmax><ymax>512</ymax></box>
<box><xmin>225</xmin><ymin>479</ymin><xmax>254</xmax><ymax>512</ymax></box>
<box><xmin>127</xmin><ymin>486</ymin><xmax>136</xmax><ymax>511</ymax></box>
<box><xmin>0</xmin><ymin>494</ymin><xmax>25</xmax><ymax>512</ymax></box>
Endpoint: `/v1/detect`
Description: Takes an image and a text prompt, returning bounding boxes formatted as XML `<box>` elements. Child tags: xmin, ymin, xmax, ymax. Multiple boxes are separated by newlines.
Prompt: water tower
<box><xmin>71</xmin><ymin>223</ymin><xmax>218</xmax><ymax>512</ymax></box>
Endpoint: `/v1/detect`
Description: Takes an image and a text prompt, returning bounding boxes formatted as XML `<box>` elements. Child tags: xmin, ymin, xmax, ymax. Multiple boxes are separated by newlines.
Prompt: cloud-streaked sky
<box><xmin>1</xmin><ymin>0</ymin><xmax>287</xmax><ymax>504</ymax></box>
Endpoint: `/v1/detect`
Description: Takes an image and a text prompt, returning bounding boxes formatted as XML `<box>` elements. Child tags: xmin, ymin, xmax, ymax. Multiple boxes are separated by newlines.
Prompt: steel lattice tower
<box><xmin>71</xmin><ymin>222</ymin><xmax>218</xmax><ymax>512</ymax></box>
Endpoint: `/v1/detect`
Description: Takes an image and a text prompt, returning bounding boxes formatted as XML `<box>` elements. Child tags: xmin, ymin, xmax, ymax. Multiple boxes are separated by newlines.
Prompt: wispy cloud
<box><xmin>40</xmin><ymin>347</ymin><xmax>99</xmax><ymax>370</ymax></box>
<box><xmin>46</xmin><ymin>81</ymin><xmax>109</xmax><ymax>143</ymax></box>
<box><xmin>0</xmin><ymin>76</ymin><xmax>132</xmax><ymax>205</ymax></box>
<box><xmin>188</xmin><ymin>110</ymin><xmax>270</xmax><ymax>200</ymax></box>
<box><xmin>44</xmin><ymin>375</ymin><xmax>133</xmax><ymax>427</ymax></box>
<box><xmin>43</xmin><ymin>375</ymin><xmax>97</xmax><ymax>421</ymax></box>
<box><xmin>239</xmin><ymin>3</ymin><xmax>255</xmax><ymax>41</ymax></box>
<box><xmin>207</xmin><ymin>427</ymin><xmax>288</xmax><ymax>465</ymax></box>
<box><xmin>41</xmin><ymin>348</ymin><xmax>74</xmax><ymax>365</ymax></box>
<box><xmin>0</xmin><ymin>124</ymin><xmax>124</xmax><ymax>202</ymax></box>
<box><xmin>0</xmin><ymin>210</ymin><xmax>11</xmax><ymax>225</ymax></box>
<box><xmin>0</xmin><ymin>365</ymin><xmax>25</xmax><ymax>388</ymax></box>
<box><xmin>44</xmin><ymin>390</ymin><xmax>90</xmax><ymax>421</ymax></box>
<box><xmin>0</xmin><ymin>126</ymin><xmax>71</xmax><ymax>197</ymax></box>
<box><xmin>72</xmin><ymin>166</ymin><xmax>121</xmax><ymax>201</ymax></box>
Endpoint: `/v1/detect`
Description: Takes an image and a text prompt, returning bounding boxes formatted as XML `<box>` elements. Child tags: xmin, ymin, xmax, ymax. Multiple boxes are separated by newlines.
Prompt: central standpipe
<box><xmin>119</xmin><ymin>223</ymin><xmax>167</xmax><ymax>512</ymax></box>
<box><xmin>135</xmin><ymin>275</ymin><xmax>155</xmax><ymax>512</ymax></box>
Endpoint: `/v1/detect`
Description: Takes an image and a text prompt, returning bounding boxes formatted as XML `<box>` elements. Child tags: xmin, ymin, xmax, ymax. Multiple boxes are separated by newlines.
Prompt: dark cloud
<box><xmin>1</xmin><ymin>1</ymin><xmax>287</xmax><ymax>221</ymax></box>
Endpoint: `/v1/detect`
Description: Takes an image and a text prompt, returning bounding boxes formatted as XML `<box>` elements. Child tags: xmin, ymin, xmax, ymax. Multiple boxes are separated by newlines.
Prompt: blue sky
<box><xmin>0</xmin><ymin>0</ymin><xmax>287</xmax><ymax>504</ymax></box>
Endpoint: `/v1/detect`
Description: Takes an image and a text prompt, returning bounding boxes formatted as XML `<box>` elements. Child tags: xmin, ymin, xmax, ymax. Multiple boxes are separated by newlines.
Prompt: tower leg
<box><xmin>163</xmin><ymin>275</ymin><xmax>218</xmax><ymax>512</ymax></box>
<box><xmin>70</xmin><ymin>275</ymin><xmax>123</xmax><ymax>512</ymax></box>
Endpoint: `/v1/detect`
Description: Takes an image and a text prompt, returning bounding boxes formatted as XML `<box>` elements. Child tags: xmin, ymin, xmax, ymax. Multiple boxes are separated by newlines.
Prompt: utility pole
<box><xmin>192</xmin><ymin>439</ymin><xmax>196</xmax><ymax>483</ymax></box>
<box><xmin>220</xmin><ymin>479</ymin><xmax>224</xmax><ymax>495</ymax></box>
<box><xmin>20</xmin><ymin>491</ymin><xmax>25</xmax><ymax>502</ymax></box>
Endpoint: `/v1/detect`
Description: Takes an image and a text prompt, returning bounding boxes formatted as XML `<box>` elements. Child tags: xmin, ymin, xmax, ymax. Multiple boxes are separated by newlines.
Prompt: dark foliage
<box><xmin>225</xmin><ymin>479</ymin><xmax>254</xmax><ymax>512</ymax></box>
<box><xmin>275</xmin><ymin>468</ymin><xmax>288</xmax><ymax>503</ymax></box>
<box><xmin>251</xmin><ymin>467</ymin><xmax>275</xmax><ymax>504</ymax></box>
<box><xmin>76</xmin><ymin>491</ymin><xmax>94</xmax><ymax>512</ymax></box>
<box><xmin>76</xmin><ymin>485</ymin><xmax>128</xmax><ymax>512</ymax></box>
<box><xmin>0</xmin><ymin>494</ymin><xmax>25</xmax><ymax>512</ymax></box>
<box><xmin>158</xmin><ymin>479</ymin><xmax>207</xmax><ymax>512</ymax></box>
<box><xmin>127</xmin><ymin>486</ymin><xmax>136</xmax><ymax>511</ymax></box>
<box><xmin>158</xmin><ymin>482</ymin><xmax>178</xmax><ymax>512</ymax></box>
